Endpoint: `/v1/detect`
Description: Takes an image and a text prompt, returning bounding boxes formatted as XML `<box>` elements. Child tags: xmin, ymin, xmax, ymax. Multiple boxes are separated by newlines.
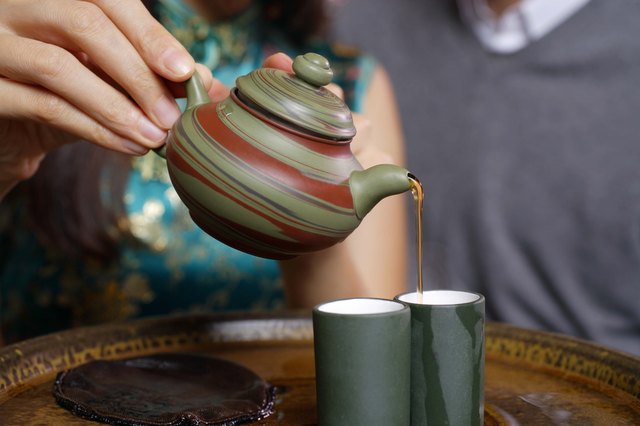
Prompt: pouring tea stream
<box><xmin>155</xmin><ymin>53</ymin><xmax>416</xmax><ymax>260</ymax></box>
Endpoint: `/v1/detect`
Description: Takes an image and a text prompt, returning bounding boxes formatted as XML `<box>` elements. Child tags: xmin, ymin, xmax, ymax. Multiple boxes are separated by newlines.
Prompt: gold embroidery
<box><xmin>133</xmin><ymin>155</ymin><xmax>171</xmax><ymax>182</ymax></box>
<box><xmin>129</xmin><ymin>209</ymin><xmax>169</xmax><ymax>252</ymax></box>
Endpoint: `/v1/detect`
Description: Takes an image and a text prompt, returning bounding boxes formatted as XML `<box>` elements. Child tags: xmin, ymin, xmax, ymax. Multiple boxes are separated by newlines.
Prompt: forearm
<box><xmin>0</xmin><ymin>179</ymin><xmax>18</xmax><ymax>201</ymax></box>
<box><xmin>0</xmin><ymin>144</ymin><xmax>47</xmax><ymax>202</ymax></box>
<box><xmin>279</xmin><ymin>242</ymin><xmax>369</xmax><ymax>309</ymax></box>
<box><xmin>279</xmin><ymin>185</ymin><xmax>408</xmax><ymax>308</ymax></box>
<box><xmin>345</xmin><ymin>193</ymin><xmax>408</xmax><ymax>298</ymax></box>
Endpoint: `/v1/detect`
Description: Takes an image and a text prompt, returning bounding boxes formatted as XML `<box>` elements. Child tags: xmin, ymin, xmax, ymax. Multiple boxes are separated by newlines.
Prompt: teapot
<box><xmin>156</xmin><ymin>53</ymin><xmax>413</xmax><ymax>259</ymax></box>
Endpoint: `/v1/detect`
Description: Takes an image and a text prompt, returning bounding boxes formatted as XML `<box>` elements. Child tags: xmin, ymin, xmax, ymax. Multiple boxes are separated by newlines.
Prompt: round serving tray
<box><xmin>1</xmin><ymin>313</ymin><xmax>638</xmax><ymax>424</ymax></box>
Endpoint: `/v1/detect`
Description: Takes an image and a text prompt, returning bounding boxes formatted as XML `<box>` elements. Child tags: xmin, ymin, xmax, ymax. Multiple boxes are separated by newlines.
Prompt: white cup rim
<box><xmin>316</xmin><ymin>297</ymin><xmax>406</xmax><ymax>315</ymax></box>
<box><xmin>397</xmin><ymin>290</ymin><xmax>482</xmax><ymax>306</ymax></box>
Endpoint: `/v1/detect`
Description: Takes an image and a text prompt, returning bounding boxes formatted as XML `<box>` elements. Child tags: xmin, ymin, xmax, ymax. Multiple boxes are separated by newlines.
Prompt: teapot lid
<box><xmin>235</xmin><ymin>53</ymin><xmax>356</xmax><ymax>141</ymax></box>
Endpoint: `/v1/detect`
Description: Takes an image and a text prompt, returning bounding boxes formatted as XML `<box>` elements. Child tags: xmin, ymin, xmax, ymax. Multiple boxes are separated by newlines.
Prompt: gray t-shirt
<box><xmin>333</xmin><ymin>0</ymin><xmax>640</xmax><ymax>355</ymax></box>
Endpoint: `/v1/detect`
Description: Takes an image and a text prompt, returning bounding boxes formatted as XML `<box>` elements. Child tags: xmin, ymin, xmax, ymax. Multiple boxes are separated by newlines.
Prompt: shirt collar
<box><xmin>457</xmin><ymin>0</ymin><xmax>591</xmax><ymax>54</ymax></box>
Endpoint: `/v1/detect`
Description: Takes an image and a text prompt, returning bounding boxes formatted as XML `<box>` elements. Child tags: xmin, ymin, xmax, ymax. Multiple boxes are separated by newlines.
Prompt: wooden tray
<box><xmin>1</xmin><ymin>312</ymin><xmax>639</xmax><ymax>425</ymax></box>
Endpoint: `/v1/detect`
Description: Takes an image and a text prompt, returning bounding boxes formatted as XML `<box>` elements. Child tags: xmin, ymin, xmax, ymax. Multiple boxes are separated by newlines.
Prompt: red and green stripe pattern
<box><xmin>165</xmin><ymin>97</ymin><xmax>363</xmax><ymax>259</ymax></box>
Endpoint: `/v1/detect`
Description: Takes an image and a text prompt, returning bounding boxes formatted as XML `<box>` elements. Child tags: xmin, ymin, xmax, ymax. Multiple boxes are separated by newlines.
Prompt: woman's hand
<box><xmin>0</xmin><ymin>0</ymin><xmax>226</xmax><ymax>197</ymax></box>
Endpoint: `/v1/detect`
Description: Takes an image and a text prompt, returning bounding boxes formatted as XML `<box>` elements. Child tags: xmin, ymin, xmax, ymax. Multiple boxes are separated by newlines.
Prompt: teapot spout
<box><xmin>350</xmin><ymin>164</ymin><xmax>412</xmax><ymax>220</ymax></box>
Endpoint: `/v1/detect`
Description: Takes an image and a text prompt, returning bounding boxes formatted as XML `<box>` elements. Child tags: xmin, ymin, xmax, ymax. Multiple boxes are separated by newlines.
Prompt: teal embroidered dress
<box><xmin>0</xmin><ymin>0</ymin><xmax>375</xmax><ymax>343</ymax></box>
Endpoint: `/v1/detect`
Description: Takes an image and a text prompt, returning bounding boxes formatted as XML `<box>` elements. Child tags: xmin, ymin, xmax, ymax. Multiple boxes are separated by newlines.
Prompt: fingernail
<box><xmin>164</xmin><ymin>48</ymin><xmax>193</xmax><ymax>77</ymax></box>
<box><xmin>138</xmin><ymin>115</ymin><xmax>166</xmax><ymax>143</ymax></box>
<box><xmin>154</xmin><ymin>96</ymin><xmax>181</xmax><ymax>129</ymax></box>
<box><xmin>123</xmin><ymin>139</ymin><xmax>150</xmax><ymax>155</ymax></box>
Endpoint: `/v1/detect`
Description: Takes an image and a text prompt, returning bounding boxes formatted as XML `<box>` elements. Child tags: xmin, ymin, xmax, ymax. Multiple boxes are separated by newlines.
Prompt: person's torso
<box><xmin>334</xmin><ymin>0</ymin><xmax>640</xmax><ymax>355</ymax></box>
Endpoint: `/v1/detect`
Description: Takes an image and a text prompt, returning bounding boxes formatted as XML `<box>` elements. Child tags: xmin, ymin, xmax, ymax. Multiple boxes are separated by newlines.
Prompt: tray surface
<box><xmin>1</xmin><ymin>312</ymin><xmax>639</xmax><ymax>425</ymax></box>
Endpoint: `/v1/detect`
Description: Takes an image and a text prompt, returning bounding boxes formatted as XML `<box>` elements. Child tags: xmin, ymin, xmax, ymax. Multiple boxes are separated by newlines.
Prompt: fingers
<box><xmin>0</xmin><ymin>151</ymin><xmax>46</xmax><ymax>184</ymax></box>
<box><xmin>7</xmin><ymin>0</ymin><xmax>181</xmax><ymax>130</ymax></box>
<box><xmin>0</xmin><ymin>35</ymin><xmax>166</xmax><ymax>148</ymax></box>
<box><xmin>198</xmin><ymin>64</ymin><xmax>231</xmax><ymax>102</ymax></box>
<box><xmin>86</xmin><ymin>0</ymin><xmax>195</xmax><ymax>80</ymax></box>
<box><xmin>4</xmin><ymin>0</ymin><xmax>194</xmax><ymax>81</ymax></box>
<box><xmin>0</xmin><ymin>78</ymin><xmax>149</xmax><ymax>155</ymax></box>
<box><xmin>263</xmin><ymin>53</ymin><xmax>293</xmax><ymax>72</ymax></box>
<box><xmin>325</xmin><ymin>83</ymin><xmax>344</xmax><ymax>100</ymax></box>
<box><xmin>350</xmin><ymin>112</ymin><xmax>372</xmax><ymax>155</ymax></box>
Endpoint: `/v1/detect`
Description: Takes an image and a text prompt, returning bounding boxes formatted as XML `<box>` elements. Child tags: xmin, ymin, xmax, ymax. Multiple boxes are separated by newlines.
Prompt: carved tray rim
<box><xmin>1</xmin><ymin>312</ymin><xmax>638</xmax><ymax>405</ymax></box>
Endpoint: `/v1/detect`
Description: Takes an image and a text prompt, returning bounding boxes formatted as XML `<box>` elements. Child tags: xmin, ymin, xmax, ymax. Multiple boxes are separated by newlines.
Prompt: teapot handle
<box><xmin>185</xmin><ymin>72</ymin><xmax>211</xmax><ymax>110</ymax></box>
<box><xmin>154</xmin><ymin>72</ymin><xmax>211</xmax><ymax>159</ymax></box>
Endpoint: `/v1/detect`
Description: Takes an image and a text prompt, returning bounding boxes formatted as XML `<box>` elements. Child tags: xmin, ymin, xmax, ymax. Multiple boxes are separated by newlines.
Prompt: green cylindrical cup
<box><xmin>313</xmin><ymin>298</ymin><xmax>411</xmax><ymax>426</ymax></box>
<box><xmin>395</xmin><ymin>290</ymin><xmax>485</xmax><ymax>426</ymax></box>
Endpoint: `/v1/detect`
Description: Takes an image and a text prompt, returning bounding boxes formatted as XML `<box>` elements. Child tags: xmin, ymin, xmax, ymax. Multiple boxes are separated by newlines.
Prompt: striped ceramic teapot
<box><xmin>157</xmin><ymin>53</ymin><xmax>412</xmax><ymax>259</ymax></box>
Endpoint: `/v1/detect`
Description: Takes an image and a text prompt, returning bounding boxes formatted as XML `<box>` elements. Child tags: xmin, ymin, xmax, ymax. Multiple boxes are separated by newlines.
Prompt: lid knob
<box><xmin>292</xmin><ymin>53</ymin><xmax>333</xmax><ymax>87</ymax></box>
